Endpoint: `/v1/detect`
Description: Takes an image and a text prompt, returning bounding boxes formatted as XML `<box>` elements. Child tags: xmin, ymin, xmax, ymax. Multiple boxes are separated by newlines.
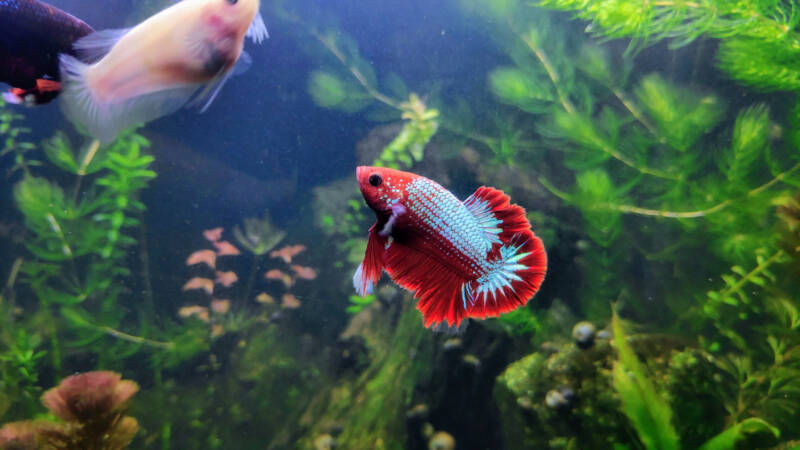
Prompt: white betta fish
<box><xmin>59</xmin><ymin>0</ymin><xmax>268</xmax><ymax>143</ymax></box>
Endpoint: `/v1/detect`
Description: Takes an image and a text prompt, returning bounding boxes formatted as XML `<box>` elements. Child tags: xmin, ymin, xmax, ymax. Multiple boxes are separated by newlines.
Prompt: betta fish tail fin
<box><xmin>462</xmin><ymin>186</ymin><xmax>547</xmax><ymax>320</ymax></box>
<box><xmin>353</xmin><ymin>225</ymin><xmax>388</xmax><ymax>296</ymax></box>
<box><xmin>384</xmin><ymin>240</ymin><xmax>472</xmax><ymax>329</ymax></box>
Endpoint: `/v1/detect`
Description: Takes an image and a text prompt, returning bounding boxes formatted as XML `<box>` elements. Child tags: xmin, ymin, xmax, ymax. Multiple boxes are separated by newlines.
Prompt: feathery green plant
<box><xmin>0</xmin><ymin>99</ymin><xmax>36</xmax><ymax>177</ymax></box>
<box><xmin>539</xmin><ymin>0</ymin><xmax>800</xmax><ymax>92</ymax></box>
<box><xmin>455</xmin><ymin>0</ymin><xmax>800</xmax><ymax>445</ymax></box>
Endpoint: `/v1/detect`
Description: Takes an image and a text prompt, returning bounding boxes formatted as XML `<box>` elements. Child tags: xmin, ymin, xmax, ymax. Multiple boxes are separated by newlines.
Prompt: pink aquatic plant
<box><xmin>270</xmin><ymin>244</ymin><xmax>306</xmax><ymax>264</ymax></box>
<box><xmin>211</xmin><ymin>299</ymin><xmax>231</xmax><ymax>314</ymax></box>
<box><xmin>265</xmin><ymin>269</ymin><xmax>294</xmax><ymax>288</ymax></box>
<box><xmin>182</xmin><ymin>277</ymin><xmax>214</xmax><ymax>294</ymax></box>
<box><xmin>186</xmin><ymin>249</ymin><xmax>217</xmax><ymax>269</ymax></box>
<box><xmin>281</xmin><ymin>293</ymin><xmax>302</xmax><ymax>309</ymax></box>
<box><xmin>42</xmin><ymin>371</ymin><xmax>138</xmax><ymax>423</ymax></box>
<box><xmin>213</xmin><ymin>240</ymin><xmax>241</xmax><ymax>256</ymax></box>
<box><xmin>203</xmin><ymin>227</ymin><xmax>224</xmax><ymax>242</ymax></box>
<box><xmin>179</xmin><ymin>305</ymin><xmax>210</xmax><ymax>322</ymax></box>
<box><xmin>214</xmin><ymin>271</ymin><xmax>238</xmax><ymax>287</ymax></box>
<box><xmin>0</xmin><ymin>371</ymin><xmax>140</xmax><ymax>450</ymax></box>
<box><xmin>290</xmin><ymin>265</ymin><xmax>317</xmax><ymax>280</ymax></box>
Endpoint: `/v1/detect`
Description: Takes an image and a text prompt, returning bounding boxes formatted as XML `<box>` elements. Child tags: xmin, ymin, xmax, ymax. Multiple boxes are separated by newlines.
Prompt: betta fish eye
<box><xmin>368</xmin><ymin>174</ymin><xmax>383</xmax><ymax>187</ymax></box>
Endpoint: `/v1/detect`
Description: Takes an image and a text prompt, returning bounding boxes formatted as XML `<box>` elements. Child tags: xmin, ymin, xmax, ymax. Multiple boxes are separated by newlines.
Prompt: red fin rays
<box><xmin>353</xmin><ymin>225</ymin><xmax>388</xmax><ymax>296</ymax></box>
<box><xmin>467</xmin><ymin>186</ymin><xmax>530</xmax><ymax>242</ymax></box>
<box><xmin>384</xmin><ymin>241</ymin><xmax>470</xmax><ymax>328</ymax></box>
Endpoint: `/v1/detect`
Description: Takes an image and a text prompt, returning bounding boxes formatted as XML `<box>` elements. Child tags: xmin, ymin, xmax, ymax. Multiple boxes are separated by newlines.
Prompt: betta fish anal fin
<box><xmin>384</xmin><ymin>238</ymin><xmax>473</xmax><ymax>329</ymax></box>
<box><xmin>461</xmin><ymin>186</ymin><xmax>547</xmax><ymax>321</ymax></box>
<box><xmin>353</xmin><ymin>224</ymin><xmax>388</xmax><ymax>296</ymax></box>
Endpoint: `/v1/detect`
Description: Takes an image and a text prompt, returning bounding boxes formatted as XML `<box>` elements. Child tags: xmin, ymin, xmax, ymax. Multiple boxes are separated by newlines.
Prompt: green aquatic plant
<box><xmin>346</xmin><ymin>294</ymin><xmax>376</xmax><ymax>315</ymax></box>
<box><xmin>484</xmin><ymin>1</ymin><xmax>799</xmax><ymax>325</ymax></box>
<box><xmin>494</xmin><ymin>306</ymin><xmax>542</xmax><ymax>336</ymax></box>
<box><xmin>540</xmin><ymin>0</ymin><xmax>800</xmax><ymax>91</ymax></box>
<box><xmin>308</xmin><ymin>70</ymin><xmax>372</xmax><ymax>113</ymax></box>
<box><xmin>375</xmin><ymin>94</ymin><xmax>440</xmax><ymax>169</ymax></box>
<box><xmin>233</xmin><ymin>212</ymin><xmax>287</xmax><ymax>257</ymax></box>
<box><xmin>450</xmin><ymin>1</ymin><xmax>800</xmax><ymax>445</ymax></box>
<box><xmin>233</xmin><ymin>212</ymin><xmax>287</xmax><ymax>303</ymax></box>
<box><xmin>610</xmin><ymin>312</ymin><xmax>782</xmax><ymax>449</ymax></box>
<box><xmin>0</xmin><ymin>99</ymin><xmax>36</xmax><ymax>177</ymax></box>
<box><xmin>611</xmin><ymin>312</ymin><xmax>680</xmax><ymax>450</ymax></box>
<box><xmin>0</xmin><ymin>329</ymin><xmax>46</xmax><ymax>420</ymax></box>
<box><xmin>13</xmin><ymin>133</ymin><xmax>160</xmax><ymax>365</ymax></box>
<box><xmin>298</xmin><ymin>301</ymin><xmax>434</xmax><ymax>449</ymax></box>
<box><xmin>8</xmin><ymin>131</ymin><xmax>208</xmax><ymax>379</ymax></box>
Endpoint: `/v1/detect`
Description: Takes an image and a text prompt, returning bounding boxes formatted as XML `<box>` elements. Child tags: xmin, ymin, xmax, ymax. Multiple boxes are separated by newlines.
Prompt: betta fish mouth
<box><xmin>356</xmin><ymin>166</ymin><xmax>371</xmax><ymax>182</ymax></box>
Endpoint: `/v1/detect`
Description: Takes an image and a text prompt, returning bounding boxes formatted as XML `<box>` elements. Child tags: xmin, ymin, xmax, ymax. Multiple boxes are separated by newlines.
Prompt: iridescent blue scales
<box><xmin>354</xmin><ymin>166</ymin><xmax>547</xmax><ymax>328</ymax></box>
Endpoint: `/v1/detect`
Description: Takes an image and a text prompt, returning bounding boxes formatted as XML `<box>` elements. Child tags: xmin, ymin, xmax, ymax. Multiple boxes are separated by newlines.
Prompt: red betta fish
<box><xmin>354</xmin><ymin>166</ymin><xmax>547</xmax><ymax>329</ymax></box>
<box><xmin>0</xmin><ymin>0</ymin><xmax>93</xmax><ymax>105</ymax></box>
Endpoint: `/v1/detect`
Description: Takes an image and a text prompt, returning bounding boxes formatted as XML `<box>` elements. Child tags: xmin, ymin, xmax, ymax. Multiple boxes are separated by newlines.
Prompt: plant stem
<box><xmin>610</xmin><ymin>87</ymin><xmax>665</xmax><ymax>144</ymax></box>
<box><xmin>0</xmin><ymin>257</ymin><xmax>22</xmax><ymax>308</ymax></box>
<box><xmin>610</xmin><ymin>161</ymin><xmax>800</xmax><ymax>218</ymax></box>
<box><xmin>244</xmin><ymin>253</ymin><xmax>260</xmax><ymax>304</ymax></box>
<box><xmin>71</xmin><ymin>139</ymin><xmax>101</xmax><ymax>203</ymax></box>
<box><xmin>47</xmin><ymin>304</ymin><xmax>62</xmax><ymax>374</ymax></box>
<box><xmin>99</xmin><ymin>325</ymin><xmax>174</xmax><ymax>349</ymax></box>
<box><xmin>517</xmin><ymin>28</ymin><xmax>576</xmax><ymax>115</ymax></box>
<box><xmin>718</xmin><ymin>250</ymin><xmax>786</xmax><ymax>300</ymax></box>
<box><xmin>138</xmin><ymin>215</ymin><xmax>155</xmax><ymax>315</ymax></box>
<box><xmin>309</xmin><ymin>29</ymin><xmax>399</xmax><ymax>109</ymax></box>
<box><xmin>78</xmin><ymin>139</ymin><xmax>100</xmax><ymax>176</ymax></box>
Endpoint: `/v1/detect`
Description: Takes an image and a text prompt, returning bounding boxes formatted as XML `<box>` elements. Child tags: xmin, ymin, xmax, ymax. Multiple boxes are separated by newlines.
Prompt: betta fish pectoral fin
<box><xmin>353</xmin><ymin>225</ymin><xmax>388</xmax><ymax>296</ymax></box>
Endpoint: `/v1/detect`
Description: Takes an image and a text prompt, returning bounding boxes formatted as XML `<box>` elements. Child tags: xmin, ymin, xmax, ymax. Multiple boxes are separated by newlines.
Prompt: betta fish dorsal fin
<box><xmin>464</xmin><ymin>186</ymin><xmax>531</xmax><ymax>245</ymax></box>
<box><xmin>72</xmin><ymin>29</ymin><xmax>131</xmax><ymax>63</ymax></box>
<box><xmin>247</xmin><ymin>12</ymin><xmax>269</xmax><ymax>44</ymax></box>
<box><xmin>384</xmin><ymin>240</ymin><xmax>471</xmax><ymax>329</ymax></box>
<box><xmin>353</xmin><ymin>225</ymin><xmax>388</xmax><ymax>296</ymax></box>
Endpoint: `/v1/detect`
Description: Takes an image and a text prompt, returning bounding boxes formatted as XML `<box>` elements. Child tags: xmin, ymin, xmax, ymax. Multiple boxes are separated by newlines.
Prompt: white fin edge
<box><xmin>73</xmin><ymin>29</ymin><xmax>131</xmax><ymax>63</ymax></box>
<box><xmin>247</xmin><ymin>12</ymin><xmax>269</xmax><ymax>44</ymax></box>
<box><xmin>352</xmin><ymin>263</ymin><xmax>374</xmax><ymax>296</ymax></box>
<box><xmin>2</xmin><ymin>92</ymin><xmax>22</xmax><ymax>105</ymax></box>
